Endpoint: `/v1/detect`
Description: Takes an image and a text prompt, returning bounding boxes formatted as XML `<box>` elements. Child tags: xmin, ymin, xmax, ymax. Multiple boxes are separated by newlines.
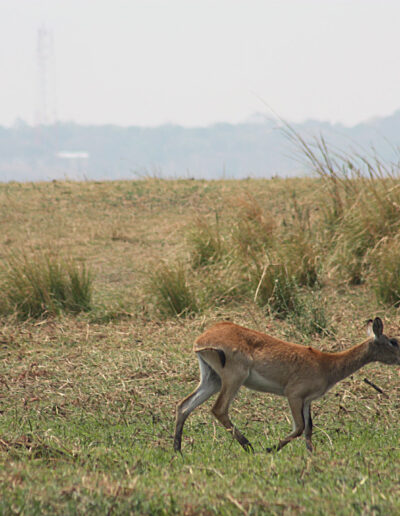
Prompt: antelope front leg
<box><xmin>268</xmin><ymin>397</ymin><xmax>305</xmax><ymax>452</ymax></box>
<box><xmin>303</xmin><ymin>401</ymin><xmax>313</xmax><ymax>452</ymax></box>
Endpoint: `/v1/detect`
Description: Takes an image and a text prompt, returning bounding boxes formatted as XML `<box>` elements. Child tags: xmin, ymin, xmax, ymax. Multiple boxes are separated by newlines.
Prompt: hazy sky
<box><xmin>2</xmin><ymin>0</ymin><xmax>400</xmax><ymax>127</ymax></box>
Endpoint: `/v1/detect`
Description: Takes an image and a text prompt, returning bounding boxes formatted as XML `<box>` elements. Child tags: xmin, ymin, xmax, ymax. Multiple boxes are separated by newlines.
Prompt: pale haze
<box><xmin>1</xmin><ymin>0</ymin><xmax>400</xmax><ymax>128</ymax></box>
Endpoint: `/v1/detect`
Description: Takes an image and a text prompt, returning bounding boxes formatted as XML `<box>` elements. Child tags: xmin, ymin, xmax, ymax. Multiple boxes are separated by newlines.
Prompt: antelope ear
<box><xmin>366</xmin><ymin>319</ymin><xmax>374</xmax><ymax>337</ymax></box>
<box><xmin>372</xmin><ymin>317</ymin><xmax>383</xmax><ymax>338</ymax></box>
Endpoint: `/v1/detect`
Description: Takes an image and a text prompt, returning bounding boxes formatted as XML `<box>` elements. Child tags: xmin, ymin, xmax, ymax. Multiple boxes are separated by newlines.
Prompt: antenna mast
<box><xmin>36</xmin><ymin>26</ymin><xmax>57</xmax><ymax>125</ymax></box>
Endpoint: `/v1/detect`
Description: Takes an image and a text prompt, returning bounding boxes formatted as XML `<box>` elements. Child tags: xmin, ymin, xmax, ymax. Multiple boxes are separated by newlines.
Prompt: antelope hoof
<box><xmin>238</xmin><ymin>436</ymin><xmax>254</xmax><ymax>453</ymax></box>
<box><xmin>242</xmin><ymin>440</ymin><xmax>254</xmax><ymax>453</ymax></box>
<box><xmin>173</xmin><ymin>438</ymin><xmax>182</xmax><ymax>453</ymax></box>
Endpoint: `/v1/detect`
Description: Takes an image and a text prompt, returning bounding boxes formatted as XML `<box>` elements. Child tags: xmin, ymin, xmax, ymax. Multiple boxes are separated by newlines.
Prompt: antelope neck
<box><xmin>326</xmin><ymin>340</ymin><xmax>373</xmax><ymax>384</ymax></box>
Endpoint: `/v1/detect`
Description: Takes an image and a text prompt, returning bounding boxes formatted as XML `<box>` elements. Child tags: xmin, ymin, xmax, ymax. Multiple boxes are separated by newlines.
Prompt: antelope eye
<box><xmin>389</xmin><ymin>338</ymin><xmax>399</xmax><ymax>347</ymax></box>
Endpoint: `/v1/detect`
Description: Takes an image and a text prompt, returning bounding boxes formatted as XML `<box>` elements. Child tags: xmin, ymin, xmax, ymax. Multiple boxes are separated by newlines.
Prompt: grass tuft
<box><xmin>284</xmin><ymin>124</ymin><xmax>400</xmax><ymax>288</ymax></box>
<box><xmin>187</xmin><ymin>214</ymin><xmax>227</xmax><ymax>268</ymax></box>
<box><xmin>0</xmin><ymin>253</ymin><xmax>93</xmax><ymax>319</ymax></box>
<box><xmin>231</xmin><ymin>194</ymin><xmax>276</xmax><ymax>258</ymax></box>
<box><xmin>147</xmin><ymin>261</ymin><xmax>198</xmax><ymax>317</ymax></box>
<box><xmin>372</xmin><ymin>237</ymin><xmax>400</xmax><ymax>306</ymax></box>
<box><xmin>251</xmin><ymin>260</ymin><xmax>300</xmax><ymax>317</ymax></box>
<box><xmin>290</xmin><ymin>292</ymin><xmax>333</xmax><ymax>338</ymax></box>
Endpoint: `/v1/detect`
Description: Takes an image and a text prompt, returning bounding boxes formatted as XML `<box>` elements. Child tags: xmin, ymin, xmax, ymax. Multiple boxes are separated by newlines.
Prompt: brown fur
<box><xmin>174</xmin><ymin>318</ymin><xmax>399</xmax><ymax>453</ymax></box>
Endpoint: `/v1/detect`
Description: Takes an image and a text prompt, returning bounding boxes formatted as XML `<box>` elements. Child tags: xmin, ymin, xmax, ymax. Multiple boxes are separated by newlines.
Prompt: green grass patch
<box><xmin>0</xmin><ymin>329</ymin><xmax>399</xmax><ymax>515</ymax></box>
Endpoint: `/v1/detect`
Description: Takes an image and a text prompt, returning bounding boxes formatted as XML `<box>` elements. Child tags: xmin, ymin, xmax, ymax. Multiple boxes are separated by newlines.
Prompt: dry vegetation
<box><xmin>0</xmin><ymin>162</ymin><xmax>400</xmax><ymax>514</ymax></box>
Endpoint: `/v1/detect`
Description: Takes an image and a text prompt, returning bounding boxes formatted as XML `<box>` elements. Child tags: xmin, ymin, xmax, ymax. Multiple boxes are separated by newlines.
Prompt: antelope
<box><xmin>174</xmin><ymin>317</ymin><xmax>399</xmax><ymax>453</ymax></box>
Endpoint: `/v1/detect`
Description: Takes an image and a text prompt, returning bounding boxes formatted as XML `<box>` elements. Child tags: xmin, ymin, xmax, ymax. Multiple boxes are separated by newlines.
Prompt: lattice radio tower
<box><xmin>35</xmin><ymin>26</ymin><xmax>57</xmax><ymax>125</ymax></box>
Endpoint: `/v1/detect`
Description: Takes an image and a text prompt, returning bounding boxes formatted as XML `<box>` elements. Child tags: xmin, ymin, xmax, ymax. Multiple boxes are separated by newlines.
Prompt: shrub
<box><xmin>0</xmin><ymin>253</ymin><xmax>93</xmax><ymax>319</ymax></box>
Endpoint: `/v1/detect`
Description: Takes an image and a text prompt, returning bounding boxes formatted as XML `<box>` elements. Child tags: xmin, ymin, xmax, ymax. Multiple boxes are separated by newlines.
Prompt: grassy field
<box><xmin>0</xmin><ymin>177</ymin><xmax>399</xmax><ymax>515</ymax></box>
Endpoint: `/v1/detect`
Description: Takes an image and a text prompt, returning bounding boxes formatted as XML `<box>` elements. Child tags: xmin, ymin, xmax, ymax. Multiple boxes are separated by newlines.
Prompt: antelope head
<box><xmin>367</xmin><ymin>317</ymin><xmax>400</xmax><ymax>365</ymax></box>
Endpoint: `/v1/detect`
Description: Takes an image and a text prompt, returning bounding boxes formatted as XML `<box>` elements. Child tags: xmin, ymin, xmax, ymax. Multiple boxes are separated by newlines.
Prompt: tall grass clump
<box><xmin>186</xmin><ymin>215</ymin><xmax>227</xmax><ymax>268</ymax></box>
<box><xmin>228</xmin><ymin>195</ymin><xmax>305</xmax><ymax>315</ymax></box>
<box><xmin>289</xmin><ymin>292</ymin><xmax>333</xmax><ymax>338</ymax></box>
<box><xmin>250</xmin><ymin>259</ymin><xmax>300</xmax><ymax>318</ymax></box>
<box><xmin>231</xmin><ymin>194</ymin><xmax>275</xmax><ymax>259</ymax></box>
<box><xmin>371</xmin><ymin>238</ymin><xmax>400</xmax><ymax>306</ymax></box>
<box><xmin>145</xmin><ymin>132</ymin><xmax>400</xmax><ymax>318</ymax></box>
<box><xmin>284</xmin><ymin>124</ymin><xmax>400</xmax><ymax>284</ymax></box>
<box><xmin>284</xmin><ymin>192</ymin><xmax>320</xmax><ymax>287</ymax></box>
<box><xmin>147</xmin><ymin>262</ymin><xmax>198</xmax><ymax>317</ymax></box>
<box><xmin>0</xmin><ymin>253</ymin><xmax>93</xmax><ymax>318</ymax></box>
<box><xmin>280</xmin><ymin>236</ymin><xmax>320</xmax><ymax>288</ymax></box>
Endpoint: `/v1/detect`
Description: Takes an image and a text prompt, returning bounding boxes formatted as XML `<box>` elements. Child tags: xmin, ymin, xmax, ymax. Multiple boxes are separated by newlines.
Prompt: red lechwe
<box><xmin>174</xmin><ymin>317</ymin><xmax>399</xmax><ymax>453</ymax></box>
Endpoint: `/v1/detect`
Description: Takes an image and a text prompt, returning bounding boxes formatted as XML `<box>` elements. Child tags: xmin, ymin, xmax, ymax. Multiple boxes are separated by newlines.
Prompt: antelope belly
<box><xmin>244</xmin><ymin>369</ymin><xmax>284</xmax><ymax>395</ymax></box>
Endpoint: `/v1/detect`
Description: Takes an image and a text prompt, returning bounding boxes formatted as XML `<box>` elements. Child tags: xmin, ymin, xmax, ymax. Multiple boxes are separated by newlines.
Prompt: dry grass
<box><xmin>0</xmin><ymin>177</ymin><xmax>399</xmax><ymax>514</ymax></box>
<box><xmin>0</xmin><ymin>252</ymin><xmax>92</xmax><ymax>318</ymax></box>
